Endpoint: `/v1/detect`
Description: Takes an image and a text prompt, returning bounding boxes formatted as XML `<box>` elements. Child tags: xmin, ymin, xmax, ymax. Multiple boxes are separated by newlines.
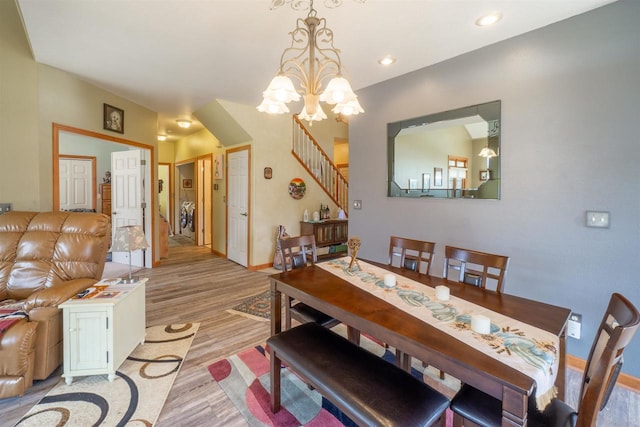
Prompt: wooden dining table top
<box><xmin>270</xmin><ymin>258</ymin><xmax>571</xmax><ymax>424</ymax></box>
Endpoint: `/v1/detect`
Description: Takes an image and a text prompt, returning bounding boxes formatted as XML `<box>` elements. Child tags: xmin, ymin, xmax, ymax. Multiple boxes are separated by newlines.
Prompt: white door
<box><xmin>59</xmin><ymin>158</ymin><xmax>93</xmax><ymax>211</ymax></box>
<box><xmin>111</xmin><ymin>150</ymin><xmax>145</xmax><ymax>267</ymax></box>
<box><xmin>227</xmin><ymin>148</ymin><xmax>249</xmax><ymax>267</ymax></box>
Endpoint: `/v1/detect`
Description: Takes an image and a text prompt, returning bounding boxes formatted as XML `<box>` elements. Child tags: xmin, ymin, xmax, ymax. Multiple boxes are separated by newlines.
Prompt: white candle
<box><xmin>383</xmin><ymin>274</ymin><xmax>396</xmax><ymax>288</ymax></box>
<box><xmin>471</xmin><ymin>315</ymin><xmax>491</xmax><ymax>334</ymax></box>
<box><xmin>435</xmin><ymin>285</ymin><xmax>450</xmax><ymax>301</ymax></box>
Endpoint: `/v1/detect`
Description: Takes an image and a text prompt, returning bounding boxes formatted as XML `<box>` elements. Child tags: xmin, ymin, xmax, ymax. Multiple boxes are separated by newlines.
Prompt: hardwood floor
<box><xmin>1</xmin><ymin>245</ymin><xmax>638</xmax><ymax>426</ymax></box>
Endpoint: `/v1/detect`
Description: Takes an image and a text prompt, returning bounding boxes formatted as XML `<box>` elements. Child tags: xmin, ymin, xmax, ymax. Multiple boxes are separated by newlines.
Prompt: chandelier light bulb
<box><xmin>257</xmin><ymin>98</ymin><xmax>290</xmax><ymax>114</ymax></box>
<box><xmin>333</xmin><ymin>98</ymin><xmax>364</xmax><ymax>116</ymax></box>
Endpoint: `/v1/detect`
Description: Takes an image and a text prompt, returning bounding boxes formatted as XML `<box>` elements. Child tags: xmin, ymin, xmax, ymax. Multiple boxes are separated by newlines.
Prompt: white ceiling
<box><xmin>17</xmin><ymin>0</ymin><xmax>616</xmax><ymax>140</ymax></box>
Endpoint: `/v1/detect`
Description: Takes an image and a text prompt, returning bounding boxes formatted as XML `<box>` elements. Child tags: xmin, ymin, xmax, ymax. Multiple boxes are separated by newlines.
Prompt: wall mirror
<box><xmin>387</xmin><ymin>100</ymin><xmax>501</xmax><ymax>199</ymax></box>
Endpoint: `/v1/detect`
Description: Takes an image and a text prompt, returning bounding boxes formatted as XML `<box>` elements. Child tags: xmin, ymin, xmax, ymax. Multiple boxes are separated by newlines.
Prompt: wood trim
<box><xmin>567</xmin><ymin>354</ymin><xmax>640</xmax><ymax>392</ymax></box>
<box><xmin>159</xmin><ymin>162</ymin><xmax>173</xmax><ymax>233</ymax></box>
<box><xmin>249</xmin><ymin>262</ymin><xmax>273</xmax><ymax>271</ymax></box>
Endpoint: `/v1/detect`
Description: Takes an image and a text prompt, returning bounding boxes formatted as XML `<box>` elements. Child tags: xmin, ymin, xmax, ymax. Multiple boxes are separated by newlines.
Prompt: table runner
<box><xmin>318</xmin><ymin>258</ymin><xmax>559</xmax><ymax>407</ymax></box>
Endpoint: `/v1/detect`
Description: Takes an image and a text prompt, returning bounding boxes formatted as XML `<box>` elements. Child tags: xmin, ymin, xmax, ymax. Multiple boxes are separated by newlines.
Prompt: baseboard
<box><xmin>567</xmin><ymin>354</ymin><xmax>640</xmax><ymax>392</ymax></box>
<box><xmin>212</xmin><ymin>249</ymin><xmax>225</xmax><ymax>258</ymax></box>
<box><xmin>249</xmin><ymin>262</ymin><xmax>273</xmax><ymax>271</ymax></box>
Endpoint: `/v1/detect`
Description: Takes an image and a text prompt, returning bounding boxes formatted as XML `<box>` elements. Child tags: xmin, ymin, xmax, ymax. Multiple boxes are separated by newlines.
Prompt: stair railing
<box><xmin>291</xmin><ymin>115</ymin><xmax>348</xmax><ymax>216</ymax></box>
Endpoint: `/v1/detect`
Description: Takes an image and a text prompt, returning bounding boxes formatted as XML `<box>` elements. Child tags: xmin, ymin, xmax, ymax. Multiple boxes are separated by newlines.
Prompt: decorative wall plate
<box><xmin>288</xmin><ymin>178</ymin><xmax>306</xmax><ymax>199</ymax></box>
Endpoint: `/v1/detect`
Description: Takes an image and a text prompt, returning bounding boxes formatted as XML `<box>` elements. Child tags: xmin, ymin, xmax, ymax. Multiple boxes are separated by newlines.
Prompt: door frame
<box><xmin>196</xmin><ymin>154</ymin><xmax>213</xmax><ymax>248</ymax></box>
<box><xmin>52</xmin><ymin>123</ymin><xmax>156</xmax><ymax>267</ymax></box>
<box><xmin>158</xmin><ymin>162</ymin><xmax>173</xmax><ymax>230</ymax></box>
<box><xmin>226</xmin><ymin>145</ymin><xmax>251</xmax><ymax>267</ymax></box>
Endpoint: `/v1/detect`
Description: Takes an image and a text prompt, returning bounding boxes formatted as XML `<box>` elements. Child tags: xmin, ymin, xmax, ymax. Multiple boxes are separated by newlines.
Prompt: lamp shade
<box><xmin>111</xmin><ymin>225</ymin><xmax>149</xmax><ymax>252</ymax></box>
<box><xmin>319</xmin><ymin>76</ymin><xmax>356</xmax><ymax>105</ymax></box>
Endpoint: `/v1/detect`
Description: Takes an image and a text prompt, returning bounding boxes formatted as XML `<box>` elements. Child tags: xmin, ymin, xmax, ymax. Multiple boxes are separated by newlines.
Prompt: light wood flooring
<box><xmin>1</xmin><ymin>245</ymin><xmax>638</xmax><ymax>426</ymax></box>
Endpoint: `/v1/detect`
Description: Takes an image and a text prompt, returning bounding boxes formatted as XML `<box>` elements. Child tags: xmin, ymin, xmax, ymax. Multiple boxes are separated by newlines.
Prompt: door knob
<box><xmin>240</xmin><ymin>212</ymin><xmax>248</xmax><ymax>217</ymax></box>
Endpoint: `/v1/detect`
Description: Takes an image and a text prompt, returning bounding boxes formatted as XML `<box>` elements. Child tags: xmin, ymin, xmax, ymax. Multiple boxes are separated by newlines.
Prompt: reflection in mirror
<box><xmin>387</xmin><ymin>100</ymin><xmax>501</xmax><ymax>199</ymax></box>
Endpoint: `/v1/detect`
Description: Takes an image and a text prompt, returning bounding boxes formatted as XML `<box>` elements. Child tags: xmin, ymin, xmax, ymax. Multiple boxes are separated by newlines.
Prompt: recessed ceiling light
<box><xmin>378</xmin><ymin>56</ymin><xmax>396</xmax><ymax>66</ymax></box>
<box><xmin>476</xmin><ymin>12</ymin><xmax>502</xmax><ymax>27</ymax></box>
<box><xmin>157</xmin><ymin>134</ymin><xmax>167</xmax><ymax>141</ymax></box>
<box><xmin>176</xmin><ymin>119</ymin><xmax>192</xmax><ymax>129</ymax></box>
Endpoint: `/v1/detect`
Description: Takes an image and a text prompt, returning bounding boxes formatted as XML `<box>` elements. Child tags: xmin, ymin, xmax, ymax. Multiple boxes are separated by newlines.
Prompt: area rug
<box><xmin>208</xmin><ymin>324</ymin><xmax>457</xmax><ymax>426</ymax></box>
<box><xmin>227</xmin><ymin>290</ymin><xmax>271</xmax><ymax>322</ymax></box>
<box><xmin>16</xmin><ymin>323</ymin><xmax>199</xmax><ymax>427</ymax></box>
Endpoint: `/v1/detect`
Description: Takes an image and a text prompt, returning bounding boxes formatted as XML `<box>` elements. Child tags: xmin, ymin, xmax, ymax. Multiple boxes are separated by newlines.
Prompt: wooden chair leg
<box><xmin>284</xmin><ymin>296</ymin><xmax>293</xmax><ymax>330</ymax></box>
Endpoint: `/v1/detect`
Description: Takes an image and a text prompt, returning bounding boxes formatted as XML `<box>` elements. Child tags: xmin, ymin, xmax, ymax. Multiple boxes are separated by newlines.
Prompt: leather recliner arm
<box><xmin>22</xmin><ymin>278</ymin><xmax>97</xmax><ymax>314</ymax></box>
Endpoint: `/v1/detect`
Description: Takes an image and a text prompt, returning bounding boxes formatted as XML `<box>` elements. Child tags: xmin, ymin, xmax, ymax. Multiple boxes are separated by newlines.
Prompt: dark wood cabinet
<box><xmin>100</xmin><ymin>183</ymin><xmax>111</xmax><ymax>216</ymax></box>
<box><xmin>300</xmin><ymin>220</ymin><xmax>348</xmax><ymax>259</ymax></box>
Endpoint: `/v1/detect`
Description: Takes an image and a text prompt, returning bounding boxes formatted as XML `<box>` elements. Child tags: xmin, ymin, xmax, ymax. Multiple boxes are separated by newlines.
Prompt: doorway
<box><xmin>58</xmin><ymin>156</ymin><xmax>96</xmax><ymax>211</ymax></box>
<box><xmin>227</xmin><ymin>146</ymin><xmax>250</xmax><ymax>267</ymax></box>
<box><xmin>52</xmin><ymin>123</ymin><xmax>155</xmax><ymax>268</ymax></box>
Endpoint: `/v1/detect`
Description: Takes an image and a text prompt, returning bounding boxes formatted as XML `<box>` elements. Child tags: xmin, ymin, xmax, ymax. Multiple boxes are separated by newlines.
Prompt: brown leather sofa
<box><xmin>0</xmin><ymin>211</ymin><xmax>110</xmax><ymax>398</ymax></box>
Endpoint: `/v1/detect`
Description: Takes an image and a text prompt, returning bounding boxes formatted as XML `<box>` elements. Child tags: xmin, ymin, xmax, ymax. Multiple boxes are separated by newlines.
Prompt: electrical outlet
<box><xmin>586</xmin><ymin>211</ymin><xmax>609</xmax><ymax>228</ymax></box>
<box><xmin>0</xmin><ymin>203</ymin><xmax>12</xmax><ymax>214</ymax></box>
<box><xmin>353</xmin><ymin>200</ymin><xmax>362</xmax><ymax>210</ymax></box>
<box><xmin>567</xmin><ymin>313</ymin><xmax>582</xmax><ymax>339</ymax></box>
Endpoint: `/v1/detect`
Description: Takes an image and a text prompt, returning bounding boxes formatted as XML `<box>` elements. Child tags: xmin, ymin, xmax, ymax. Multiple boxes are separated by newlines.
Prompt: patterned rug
<box><xmin>16</xmin><ymin>323</ymin><xmax>199</xmax><ymax>426</ymax></box>
<box><xmin>208</xmin><ymin>324</ymin><xmax>457</xmax><ymax>426</ymax></box>
<box><xmin>227</xmin><ymin>290</ymin><xmax>271</xmax><ymax>322</ymax></box>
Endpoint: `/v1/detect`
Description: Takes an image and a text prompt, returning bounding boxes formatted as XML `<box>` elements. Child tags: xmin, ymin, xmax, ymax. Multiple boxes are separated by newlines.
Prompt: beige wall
<box><xmin>1</xmin><ymin>1</ymin><xmax>162</xmax><ymax>260</ymax></box>
<box><xmin>0</xmin><ymin>0</ymin><xmax>39</xmax><ymax>210</ymax></box>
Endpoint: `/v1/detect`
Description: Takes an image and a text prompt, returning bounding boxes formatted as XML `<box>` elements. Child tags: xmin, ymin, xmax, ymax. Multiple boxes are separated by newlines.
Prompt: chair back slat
<box><xmin>388</xmin><ymin>236</ymin><xmax>435</xmax><ymax>275</ymax></box>
<box><xmin>443</xmin><ymin>245</ymin><xmax>509</xmax><ymax>292</ymax></box>
<box><xmin>278</xmin><ymin>234</ymin><xmax>317</xmax><ymax>272</ymax></box>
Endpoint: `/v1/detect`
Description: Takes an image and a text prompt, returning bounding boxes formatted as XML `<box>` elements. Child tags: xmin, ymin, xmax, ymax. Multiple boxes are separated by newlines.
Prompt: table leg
<box><xmin>557</xmin><ymin>329</ymin><xmax>567</xmax><ymax>401</ymax></box>
<box><xmin>270</xmin><ymin>279</ymin><xmax>282</xmax><ymax>336</ymax></box>
<box><xmin>502</xmin><ymin>386</ymin><xmax>527</xmax><ymax>426</ymax></box>
<box><xmin>270</xmin><ymin>350</ymin><xmax>282</xmax><ymax>413</ymax></box>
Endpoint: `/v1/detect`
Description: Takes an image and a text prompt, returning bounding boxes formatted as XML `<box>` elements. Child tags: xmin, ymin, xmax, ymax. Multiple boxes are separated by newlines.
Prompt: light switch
<box><xmin>585</xmin><ymin>211</ymin><xmax>610</xmax><ymax>228</ymax></box>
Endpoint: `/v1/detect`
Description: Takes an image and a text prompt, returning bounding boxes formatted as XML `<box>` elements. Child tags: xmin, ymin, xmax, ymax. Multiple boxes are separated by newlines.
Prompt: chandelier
<box><xmin>257</xmin><ymin>0</ymin><xmax>364</xmax><ymax>124</ymax></box>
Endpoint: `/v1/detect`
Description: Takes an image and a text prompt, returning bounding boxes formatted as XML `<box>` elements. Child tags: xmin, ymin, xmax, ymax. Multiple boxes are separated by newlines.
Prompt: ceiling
<box><xmin>17</xmin><ymin>0</ymin><xmax>616</xmax><ymax>141</ymax></box>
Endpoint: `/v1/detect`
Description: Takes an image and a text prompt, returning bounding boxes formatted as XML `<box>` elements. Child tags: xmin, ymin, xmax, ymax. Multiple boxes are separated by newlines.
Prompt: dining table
<box><xmin>270</xmin><ymin>257</ymin><xmax>571</xmax><ymax>426</ymax></box>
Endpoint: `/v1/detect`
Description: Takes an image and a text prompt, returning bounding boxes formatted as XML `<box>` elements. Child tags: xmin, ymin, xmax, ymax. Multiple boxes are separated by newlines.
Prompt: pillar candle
<box><xmin>383</xmin><ymin>274</ymin><xmax>396</xmax><ymax>288</ymax></box>
<box><xmin>471</xmin><ymin>315</ymin><xmax>491</xmax><ymax>334</ymax></box>
<box><xmin>435</xmin><ymin>285</ymin><xmax>450</xmax><ymax>301</ymax></box>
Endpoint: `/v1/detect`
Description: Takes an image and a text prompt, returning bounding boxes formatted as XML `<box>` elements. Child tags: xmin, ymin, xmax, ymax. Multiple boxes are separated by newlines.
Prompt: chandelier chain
<box><xmin>271</xmin><ymin>0</ymin><xmax>365</xmax><ymax>11</ymax></box>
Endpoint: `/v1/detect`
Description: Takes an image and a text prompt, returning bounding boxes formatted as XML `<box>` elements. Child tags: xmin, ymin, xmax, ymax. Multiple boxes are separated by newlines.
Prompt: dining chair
<box><xmin>278</xmin><ymin>234</ymin><xmax>339</xmax><ymax>330</ymax></box>
<box><xmin>443</xmin><ymin>245</ymin><xmax>510</xmax><ymax>293</ymax></box>
<box><xmin>388</xmin><ymin>236</ymin><xmax>436</xmax><ymax>275</ymax></box>
<box><xmin>449</xmin><ymin>292</ymin><xmax>640</xmax><ymax>427</ymax></box>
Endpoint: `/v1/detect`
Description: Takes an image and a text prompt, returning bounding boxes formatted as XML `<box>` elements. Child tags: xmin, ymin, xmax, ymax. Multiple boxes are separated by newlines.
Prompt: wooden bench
<box><xmin>268</xmin><ymin>322</ymin><xmax>450</xmax><ymax>427</ymax></box>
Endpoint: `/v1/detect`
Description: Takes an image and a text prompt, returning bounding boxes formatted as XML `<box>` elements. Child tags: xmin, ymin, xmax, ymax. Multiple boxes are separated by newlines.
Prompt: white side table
<box><xmin>60</xmin><ymin>278</ymin><xmax>147</xmax><ymax>385</ymax></box>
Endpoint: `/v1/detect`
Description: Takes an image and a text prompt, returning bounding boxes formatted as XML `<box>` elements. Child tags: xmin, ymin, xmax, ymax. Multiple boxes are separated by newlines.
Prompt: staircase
<box><xmin>291</xmin><ymin>115</ymin><xmax>348</xmax><ymax>215</ymax></box>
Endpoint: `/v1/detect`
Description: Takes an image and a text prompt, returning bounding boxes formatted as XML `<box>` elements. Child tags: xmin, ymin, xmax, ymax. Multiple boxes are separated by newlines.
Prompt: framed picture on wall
<box><xmin>182</xmin><ymin>178</ymin><xmax>193</xmax><ymax>189</ymax></box>
<box><xmin>103</xmin><ymin>104</ymin><xmax>124</xmax><ymax>134</ymax></box>
<box><xmin>434</xmin><ymin>167</ymin><xmax>443</xmax><ymax>187</ymax></box>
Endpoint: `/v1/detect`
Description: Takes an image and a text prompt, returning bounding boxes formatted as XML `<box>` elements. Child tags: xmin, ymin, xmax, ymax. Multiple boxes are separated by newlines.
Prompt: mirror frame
<box><xmin>387</xmin><ymin>100</ymin><xmax>501</xmax><ymax>199</ymax></box>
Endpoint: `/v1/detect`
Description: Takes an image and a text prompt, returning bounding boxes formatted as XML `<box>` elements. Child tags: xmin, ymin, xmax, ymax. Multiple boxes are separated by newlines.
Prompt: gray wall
<box><xmin>349</xmin><ymin>0</ymin><xmax>640</xmax><ymax>376</ymax></box>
